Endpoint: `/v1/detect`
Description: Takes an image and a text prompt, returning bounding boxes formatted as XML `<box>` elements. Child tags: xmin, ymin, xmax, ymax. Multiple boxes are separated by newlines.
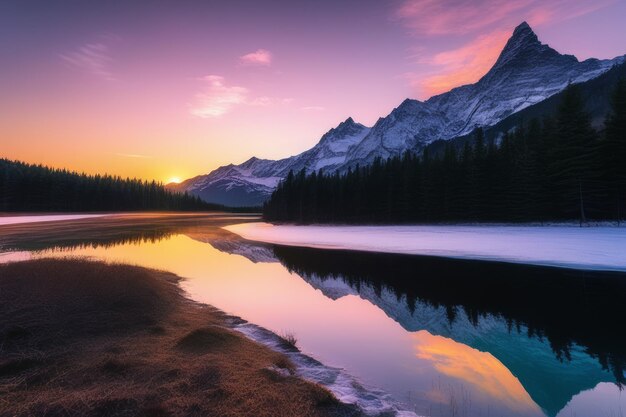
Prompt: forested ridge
<box><xmin>0</xmin><ymin>159</ymin><xmax>217</xmax><ymax>212</ymax></box>
<box><xmin>264</xmin><ymin>80</ymin><xmax>626</xmax><ymax>224</ymax></box>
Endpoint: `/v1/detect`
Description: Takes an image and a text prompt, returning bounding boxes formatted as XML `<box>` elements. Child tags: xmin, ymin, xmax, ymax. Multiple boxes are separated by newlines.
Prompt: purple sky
<box><xmin>1</xmin><ymin>0</ymin><xmax>625</xmax><ymax>182</ymax></box>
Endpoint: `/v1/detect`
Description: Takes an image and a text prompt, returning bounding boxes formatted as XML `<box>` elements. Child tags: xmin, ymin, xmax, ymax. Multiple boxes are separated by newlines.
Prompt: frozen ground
<box><xmin>224</xmin><ymin>223</ymin><xmax>626</xmax><ymax>272</ymax></box>
<box><xmin>0</xmin><ymin>214</ymin><xmax>109</xmax><ymax>226</ymax></box>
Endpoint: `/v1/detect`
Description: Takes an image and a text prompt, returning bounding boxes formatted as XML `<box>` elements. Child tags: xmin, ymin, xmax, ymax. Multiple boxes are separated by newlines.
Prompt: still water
<box><xmin>0</xmin><ymin>213</ymin><xmax>624</xmax><ymax>417</ymax></box>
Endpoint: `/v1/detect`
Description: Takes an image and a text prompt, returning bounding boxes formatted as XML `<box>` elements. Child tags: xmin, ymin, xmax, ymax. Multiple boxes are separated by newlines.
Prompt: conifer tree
<box><xmin>0</xmin><ymin>159</ymin><xmax>213</xmax><ymax>212</ymax></box>
<box><xmin>603</xmin><ymin>78</ymin><xmax>626</xmax><ymax>223</ymax></box>
<box><xmin>549</xmin><ymin>84</ymin><xmax>596</xmax><ymax>223</ymax></box>
<box><xmin>263</xmin><ymin>82</ymin><xmax>623</xmax><ymax>224</ymax></box>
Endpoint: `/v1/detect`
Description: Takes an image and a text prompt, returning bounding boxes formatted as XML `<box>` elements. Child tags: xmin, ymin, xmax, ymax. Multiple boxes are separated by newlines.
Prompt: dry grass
<box><xmin>0</xmin><ymin>259</ymin><xmax>360</xmax><ymax>417</ymax></box>
<box><xmin>279</xmin><ymin>331</ymin><xmax>299</xmax><ymax>350</ymax></box>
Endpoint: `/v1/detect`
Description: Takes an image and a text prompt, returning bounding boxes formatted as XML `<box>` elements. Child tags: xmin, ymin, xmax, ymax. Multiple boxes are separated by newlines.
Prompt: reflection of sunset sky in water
<box><xmin>413</xmin><ymin>332</ymin><xmax>542</xmax><ymax>415</ymax></box>
<box><xmin>1</xmin><ymin>220</ymin><xmax>624</xmax><ymax>417</ymax></box>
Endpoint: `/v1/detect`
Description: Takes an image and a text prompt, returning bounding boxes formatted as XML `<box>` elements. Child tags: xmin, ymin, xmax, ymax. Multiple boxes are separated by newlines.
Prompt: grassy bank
<box><xmin>0</xmin><ymin>259</ymin><xmax>359</xmax><ymax>417</ymax></box>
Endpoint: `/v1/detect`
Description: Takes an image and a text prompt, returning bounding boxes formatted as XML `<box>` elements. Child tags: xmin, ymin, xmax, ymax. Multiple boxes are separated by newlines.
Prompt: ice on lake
<box><xmin>224</xmin><ymin>223</ymin><xmax>626</xmax><ymax>272</ymax></box>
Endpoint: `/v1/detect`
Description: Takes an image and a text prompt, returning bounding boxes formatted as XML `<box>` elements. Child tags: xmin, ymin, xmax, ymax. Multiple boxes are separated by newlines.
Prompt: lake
<box><xmin>0</xmin><ymin>213</ymin><xmax>624</xmax><ymax>417</ymax></box>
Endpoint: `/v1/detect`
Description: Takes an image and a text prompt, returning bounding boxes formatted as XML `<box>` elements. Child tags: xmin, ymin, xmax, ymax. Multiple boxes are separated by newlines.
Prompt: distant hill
<box><xmin>167</xmin><ymin>118</ymin><xmax>370</xmax><ymax>207</ymax></box>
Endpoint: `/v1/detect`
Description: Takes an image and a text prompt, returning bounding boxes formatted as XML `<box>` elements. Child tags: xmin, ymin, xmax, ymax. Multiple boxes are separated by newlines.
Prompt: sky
<box><xmin>1</xmin><ymin>0</ymin><xmax>625</xmax><ymax>183</ymax></box>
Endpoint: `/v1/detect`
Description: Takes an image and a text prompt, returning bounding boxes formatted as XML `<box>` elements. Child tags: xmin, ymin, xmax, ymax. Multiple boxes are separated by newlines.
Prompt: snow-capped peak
<box><xmin>340</xmin><ymin>116</ymin><xmax>356</xmax><ymax>126</ymax></box>
<box><xmin>171</xmin><ymin>22</ymin><xmax>625</xmax><ymax>206</ymax></box>
<box><xmin>396</xmin><ymin>98</ymin><xmax>423</xmax><ymax>112</ymax></box>
<box><xmin>511</xmin><ymin>21</ymin><xmax>534</xmax><ymax>41</ymax></box>
<box><xmin>168</xmin><ymin>118</ymin><xmax>370</xmax><ymax>206</ymax></box>
<box><xmin>491</xmin><ymin>21</ymin><xmax>571</xmax><ymax>72</ymax></box>
<box><xmin>495</xmin><ymin>22</ymin><xmax>540</xmax><ymax>61</ymax></box>
<box><xmin>342</xmin><ymin>21</ymin><xmax>623</xmax><ymax>169</ymax></box>
<box><xmin>319</xmin><ymin>117</ymin><xmax>368</xmax><ymax>144</ymax></box>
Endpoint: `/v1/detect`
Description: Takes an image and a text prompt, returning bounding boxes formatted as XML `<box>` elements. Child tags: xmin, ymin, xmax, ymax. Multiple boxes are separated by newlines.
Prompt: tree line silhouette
<box><xmin>0</xmin><ymin>159</ymin><xmax>217</xmax><ymax>212</ymax></box>
<box><xmin>264</xmin><ymin>81</ymin><xmax>626</xmax><ymax>224</ymax></box>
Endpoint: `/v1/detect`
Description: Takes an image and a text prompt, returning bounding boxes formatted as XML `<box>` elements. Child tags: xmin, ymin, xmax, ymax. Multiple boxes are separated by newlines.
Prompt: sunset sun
<box><xmin>168</xmin><ymin>177</ymin><xmax>181</xmax><ymax>184</ymax></box>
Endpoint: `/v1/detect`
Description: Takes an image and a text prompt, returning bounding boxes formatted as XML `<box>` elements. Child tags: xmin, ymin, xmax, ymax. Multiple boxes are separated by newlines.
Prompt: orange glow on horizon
<box><xmin>3</xmin><ymin>1</ymin><xmax>625</xmax><ymax>182</ymax></box>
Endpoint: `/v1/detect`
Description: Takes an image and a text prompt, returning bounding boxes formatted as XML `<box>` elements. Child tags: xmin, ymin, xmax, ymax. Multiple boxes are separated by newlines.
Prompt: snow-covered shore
<box><xmin>224</xmin><ymin>222</ymin><xmax>626</xmax><ymax>272</ymax></box>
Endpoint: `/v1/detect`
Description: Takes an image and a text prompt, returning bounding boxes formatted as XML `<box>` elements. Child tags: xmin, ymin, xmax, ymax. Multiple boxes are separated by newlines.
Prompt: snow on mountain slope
<box><xmin>169</xmin><ymin>118</ymin><xmax>370</xmax><ymax>206</ymax></box>
<box><xmin>274</xmin><ymin>117</ymin><xmax>371</xmax><ymax>175</ymax></box>
<box><xmin>172</xmin><ymin>22</ymin><xmax>625</xmax><ymax>206</ymax></box>
<box><xmin>344</xmin><ymin>22</ymin><xmax>625</xmax><ymax>166</ymax></box>
<box><xmin>169</xmin><ymin>157</ymin><xmax>283</xmax><ymax>207</ymax></box>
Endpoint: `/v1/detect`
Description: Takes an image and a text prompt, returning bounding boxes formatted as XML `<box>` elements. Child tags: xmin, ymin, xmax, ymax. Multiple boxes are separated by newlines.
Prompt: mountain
<box><xmin>426</xmin><ymin>61</ymin><xmax>626</xmax><ymax>157</ymax></box>
<box><xmin>345</xmin><ymin>22</ymin><xmax>623</xmax><ymax>165</ymax></box>
<box><xmin>171</xmin><ymin>22</ymin><xmax>625</xmax><ymax>206</ymax></box>
<box><xmin>168</xmin><ymin>118</ymin><xmax>370</xmax><ymax>206</ymax></box>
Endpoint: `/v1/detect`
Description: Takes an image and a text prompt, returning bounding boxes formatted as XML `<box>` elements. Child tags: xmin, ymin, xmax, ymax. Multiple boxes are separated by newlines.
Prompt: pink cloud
<box><xmin>396</xmin><ymin>0</ymin><xmax>617</xmax><ymax>98</ymax></box>
<box><xmin>394</xmin><ymin>0</ymin><xmax>615</xmax><ymax>36</ymax></box>
<box><xmin>190</xmin><ymin>75</ymin><xmax>249</xmax><ymax>118</ymax></box>
<box><xmin>189</xmin><ymin>76</ymin><xmax>288</xmax><ymax>118</ymax></box>
<box><xmin>239</xmin><ymin>49</ymin><xmax>273</xmax><ymax>66</ymax></box>
<box><xmin>410</xmin><ymin>30</ymin><xmax>510</xmax><ymax>97</ymax></box>
<box><xmin>248</xmin><ymin>96</ymin><xmax>273</xmax><ymax>106</ymax></box>
<box><xmin>61</xmin><ymin>42</ymin><xmax>115</xmax><ymax>81</ymax></box>
<box><xmin>395</xmin><ymin>0</ymin><xmax>532</xmax><ymax>36</ymax></box>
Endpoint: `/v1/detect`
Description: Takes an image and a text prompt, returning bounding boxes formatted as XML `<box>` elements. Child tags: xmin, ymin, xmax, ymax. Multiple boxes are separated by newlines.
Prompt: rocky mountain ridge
<box><xmin>170</xmin><ymin>22</ymin><xmax>625</xmax><ymax>206</ymax></box>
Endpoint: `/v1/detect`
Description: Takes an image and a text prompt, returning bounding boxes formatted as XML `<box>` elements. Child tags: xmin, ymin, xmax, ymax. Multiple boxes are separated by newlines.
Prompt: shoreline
<box><xmin>224</xmin><ymin>222</ymin><xmax>626</xmax><ymax>272</ymax></box>
<box><xmin>0</xmin><ymin>211</ymin><xmax>259</xmax><ymax>227</ymax></box>
<box><xmin>231</xmin><ymin>321</ymin><xmax>417</xmax><ymax>417</ymax></box>
<box><xmin>262</xmin><ymin>219</ymin><xmax>626</xmax><ymax>228</ymax></box>
<box><xmin>0</xmin><ymin>213</ymin><xmax>111</xmax><ymax>226</ymax></box>
<box><xmin>0</xmin><ymin>258</ymin><xmax>362</xmax><ymax>417</ymax></box>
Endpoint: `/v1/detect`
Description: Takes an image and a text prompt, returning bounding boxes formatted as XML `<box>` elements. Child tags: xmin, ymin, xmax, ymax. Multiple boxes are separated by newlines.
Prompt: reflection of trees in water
<box><xmin>1</xmin><ymin>225</ymin><xmax>176</xmax><ymax>252</ymax></box>
<box><xmin>0</xmin><ymin>215</ymin><xmax>242</xmax><ymax>253</ymax></box>
<box><xmin>272</xmin><ymin>245</ymin><xmax>626</xmax><ymax>386</ymax></box>
<box><xmin>36</xmin><ymin>230</ymin><xmax>176</xmax><ymax>252</ymax></box>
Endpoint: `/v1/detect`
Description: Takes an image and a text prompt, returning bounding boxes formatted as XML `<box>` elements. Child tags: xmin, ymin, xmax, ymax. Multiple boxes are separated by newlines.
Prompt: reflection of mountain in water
<box><xmin>267</xmin><ymin>245</ymin><xmax>626</xmax><ymax>417</ymax></box>
<box><xmin>187</xmin><ymin>232</ymin><xmax>276</xmax><ymax>263</ymax></box>
<box><xmin>6</xmin><ymin>217</ymin><xmax>624</xmax><ymax>417</ymax></box>
<box><xmin>0</xmin><ymin>214</ymin><xmax>274</xmax><ymax>263</ymax></box>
